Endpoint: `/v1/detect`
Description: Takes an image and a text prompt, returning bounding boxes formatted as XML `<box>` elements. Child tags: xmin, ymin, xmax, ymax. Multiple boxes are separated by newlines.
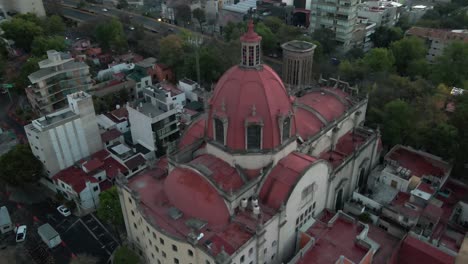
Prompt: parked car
<box><xmin>102</xmin><ymin>8</ymin><xmax>108</xmax><ymax>12</ymax></box>
<box><xmin>38</xmin><ymin>224</ymin><xmax>61</xmax><ymax>248</ymax></box>
<box><xmin>57</xmin><ymin>205</ymin><xmax>71</xmax><ymax>217</ymax></box>
<box><xmin>15</xmin><ymin>225</ymin><xmax>27</xmax><ymax>242</ymax></box>
<box><xmin>129</xmin><ymin>26</ymin><xmax>135</xmax><ymax>31</ymax></box>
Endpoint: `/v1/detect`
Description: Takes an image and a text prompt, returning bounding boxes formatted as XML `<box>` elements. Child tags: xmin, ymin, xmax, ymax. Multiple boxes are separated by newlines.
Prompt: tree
<box><xmin>0</xmin><ymin>145</ymin><xmax>43</xmax><ymax>186</ymax></box>
<box><xmin>117</xmin><ymin>0</ymin><xmax>128</xmax><ymax>9</ymax></box>
<box><xmin>159</xmin><ymin>34</ymin><xmax>185</xmax><ymax>67</ymax></box>
<box><xmin>31</xmin><ymin>36</ymin><xmax>66</xmax><ymax>56</ymax></box>
<box><xmin>113</xmin><ymin>246</ymin><xmax>140</xmax><ymax>264</ymax></box>
<box><xmin>370</xmin><ymin>26</ymin><xmax>403</xmax><ymax>48</ymax></box>
<box><xmin>192</xmin><ymin>8</ymin><xmax>206</xmax><ymax>33</ymax></box>
<box><xmin>255</xmin><ymin>22</ymin><xmax>278</xmax><ymax>54</ymax></box>
<box><xmin>0</xmin><ymin>17</ymin><xmax>44</xmax><ymax>51</ymax></box>
<box><xmin>97</xmin><ymin>187</ymin><xmax>124</xmax><ymax>243</ymax></box>
<box><xmin>14</xmin><ymin>56</ymin><xmax>43</xmax><ymax>93</ymax></box>
<box><xmin>431</xmin><ymin>41</ymin><xmax>468</xmax><ymax>88</ymax></box>
<box><xmin>94</xmin><ymin>18</ymin><xmax>128</xmax><ymax>52</ymax></box>
<box><xmin>380</xmin><ymin>99</ymin><xmax>416</xmax><ymax>146</ymax></box>
<box><xmin>42</xmin><ymin>15</ymin><xmax>66</xmax><ymax>36</ymax></box>
<box><xmin>70</xmin><ymin>254</ymin><xmax>99</xmax><ymax>264</ymax></box>
<box><xmin>362</xmin><ymin>48</ymin><xmax>395</xmax><ymax>73</ymax></box>
<box><xmin>312</xmin><ymin>28</ymin><xmax>337</xmax><ymax>54</ymax></box>
<box><xmin>263</xmin><ymin>16</ymin><xmax>284</xmax><ymax>34</ymax></box>
<box><xmin>175</xmin><ymin>5</ymin><xmax>191</xmax><ymax>27</ymax></box>
<box><xmin>390</xmin><ymin>37</ymin><xmax>427</xmax><ymax>75</ymax></box>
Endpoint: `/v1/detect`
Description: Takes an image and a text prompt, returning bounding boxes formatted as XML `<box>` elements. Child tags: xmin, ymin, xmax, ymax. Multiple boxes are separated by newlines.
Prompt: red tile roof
<box><xmin>298</xmin><ymin>89</ymin><xmax>348</xmax><ymax>122</ymax></box>
<box><xmin>53</xmin><ymin>167</ymin><xmax>98</xmax><ymax>193</ymax></box>
<box><xmin>386</xmin><ymin>146</ymin><xmax>449</xmax><ymax>178</ymax></box>
<box><xmin>319</xmin><ymin>131</ymin><xmax>369</xmax><ymax>168</ymax></box>
<box><xmin>298</xmin><ymin>215</ymin><xmax>369</xmax><ymax>264</ymax></box>
<box><xmin>189</xmin><ymin>154</ymin><xmax>244</xmax><ymax>192</ymax></box>
<box><xmin>160</xmin><ymin>82</ymin><xmax>183</xmax><ymax>95</ymax></box>
<box><xmin>103</xmin><ymin>157</ymin><xmax>128</xmax><ymax>179</ymax></box>
<box><xmin>295</xmin><ymin>107</ymin><xmax>324</xmax><ymax>140</ymax></box>
<box><xmin>82</xmin><ymin>158</ymin><xmax>104</xmax><ymax>173</ymax></box>
<box><xmin>101</xmin><ymin>128</ymin><xmax>122</xmax><ymax>142</ymax></box>
<box><xmin>260</xmin><ymin>152</ymin><xmax>318</xmax><ymax>210</ymax></box>
<box><xmin>394</xmin><ymin>235</ymin><xmax>455</xmax><ymax>264</ymax></box>
<box><xmin>407</xmin><ymin>27</ymin><xmax>468</xmax><ymax>43</ymax></box>
<box><xmin>110</xmin><ymin>107</ymin><xmax>128</xmax><ymax>120</ymax></box>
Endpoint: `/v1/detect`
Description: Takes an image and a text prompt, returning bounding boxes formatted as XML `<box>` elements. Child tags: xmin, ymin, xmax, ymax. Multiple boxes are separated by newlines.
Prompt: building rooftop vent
<box><xmin>168</xmin><ymin>207</ymin><xmax>183</xmax><ymax>220</ymax></box>
<box><xmin>185</xmin><ymin>218</ymin><xmax>207</xmax><ymax>231</ymax></box>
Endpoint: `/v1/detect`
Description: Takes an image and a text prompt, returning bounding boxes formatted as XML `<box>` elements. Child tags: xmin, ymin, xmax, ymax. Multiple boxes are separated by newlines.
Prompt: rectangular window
<box><xmin>255</xmin><ymin>45</ymin><xmax>260</xmax><ymax>64</ymax></box>
<box><xmin>160</xmin><ymin>238</ymin><xmax>165</xmax><ymax>245</ymax></box>
<box><xmin>282</xmin><ymin>117</ymin><xmax>291</xmax><ymax>142</ymax></box>
<box><xmin>93</xmin><ymin>186</ymin><xmax>99</xmax><ymax>192</ymax></box>
<box><xmin>214</xmin><ymin>118</ymin><xmax>224</xmax><ymax>144</ymax></box>
<box><xmin>172</xmin><ymin>245</ymin><xmax>178</xmax><ymax>252</ymax></box>
<box><xmin>247</xmin><ymin>125</ymin><xmax>261</xmax><ymax>150</ymax></box>
<box><xmin>248</xmin><ymin>46</ymin><xmax>254</xmax><ymax>66</ymax></box>
<box><xmin>242</xmin><ymin>46</ymin><xmax>247</xmax><ymax>65</ymax></box>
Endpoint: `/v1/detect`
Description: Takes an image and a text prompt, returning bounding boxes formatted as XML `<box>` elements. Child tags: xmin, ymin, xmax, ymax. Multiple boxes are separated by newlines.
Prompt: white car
<box><xmin>129</xmin><ymin>26</ymin><xmax>135</xmax><ymax>30</ymax></box>
<box><xmin>57</xmin><ymin>205</ymin><xmax>71</xmax><ymax>217</ymax></box>
<box><xmin>102</xmin><ymin>8</ymin><xmax>108</xmax><ymax>12</ymax></box>
<box><xmin>15</xmin><ymin>225</ymin><xmax>27</xmax><ymax>243</ymax></box>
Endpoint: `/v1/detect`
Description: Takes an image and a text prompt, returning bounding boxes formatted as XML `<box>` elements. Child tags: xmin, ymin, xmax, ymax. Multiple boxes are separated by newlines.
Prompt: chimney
<box><xmin>240</xmin><ymin>198</ymin><xmax>248</xmax><ymax>211</ymax></box>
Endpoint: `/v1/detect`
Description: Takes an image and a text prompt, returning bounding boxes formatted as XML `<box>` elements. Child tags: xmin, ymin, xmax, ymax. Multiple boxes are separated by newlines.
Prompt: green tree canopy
<box><xmin>0</xmin><ymin>144</ymin><xmax>43</xmax><ymax>186</ymax></box>
<box><xmin>97</xmin><ymin>186</ymin><xmax>124</xmax><ymax>228</ymax></box>
<box><xmin>31</xmin><ymin>36</ymin><xmax>66</xmax><ymax>57</ymax></box>
<box><xmin>390</xmin><ymin>37</ymin><xmax>427</xmax><ymax>75</ymax></box>
<box><xmin>362</xmin><ymin>48</ymin><xmax>395</xmax><ymax>73</ymax></box>
<box><xmin>159</xmin><ymin>34</ymin><xmax>185</xmax><ymax>68</ymax></box>
<box><xmin>312</xmin><ymin>28</ymin><xmax>337</xmax><ymax>54</ymax></box>
<box><xmin>255</xmin><ymin>22</ymin><xmax>278</xmax><ymax>54</ymax></box>
<box><xmin>431</xmin><ymin>41</ymin><xmax>468</xmax><ymax>88</ymax></box>
<box><xmin>94</xmin><ymin>18</ymin><xmax>128</xmax><ymax>52</ymax></box>
<box><xmin>380</xmin><ymin>99</ymin><xmax>416</xmax><ymax>146</ymax></box>
<box><xmin>370</xmin><ymin>27</ymin><xmax>403</xmax><ymax>48</ymax></box>
<box><xmin>175</xmin><ymin>4</ymin><xmax>192</xmax><ymax>27</ymax></box>
<box><xmin>113</xmin><ymin>246</ymin><xmax>140</xmax><ymax>264</ymax></box>
<box><xmin>0</xmin><ymin>17</ymin><xmax>44</xmax><ymax>51</ymax></box>
<box><xmin>192</xmin><ymin>8</ymin><xmax>206</xmax><ymax>33</ymax></box>
<box><xmin>42</xmin><ymin>15</ymin><xmax>66</xmax><ymax>36</ymax></box>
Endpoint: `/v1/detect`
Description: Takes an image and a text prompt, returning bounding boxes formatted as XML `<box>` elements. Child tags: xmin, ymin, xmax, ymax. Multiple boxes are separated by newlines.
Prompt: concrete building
<box><xmin>353</xmin><ymin>17</ymin><xmax>376</xmax><ymax>52</ymax></box>
<box><xmin>27</xmin><ymin>50</ymin><xmax>92</xmax><ymax>114</ymax></box>
<box><xmin>407</xmin><ymin>5</ymin><xmax>431</xmax><ymax>24</ymax></box>
<box><xmin>406</xmin><ymin>27</ymin><xmax>468</xmax><ymax>63</ymax></box>
<box><xmin>128</xmin><ymin>85</ymin><xmax>181</xmax><ymax>157</ymax></box>
<box><xmin>127</xmin><ymin>63</ymin><xmax>153</xmax><ymax>98</ymax></box>
<box><xmin>178</xmin><ymin>78</ymin><xmax>202</xmax><ymax>102</ymax></box>
<box><xmin>357</xmin><ymin>0</ymin><xmax>402</xmax><ymax>28</ymax></box>
<box><xmin>281</xmin><ymin>40</ymin><xmax>316</xmax><ymax>94</ymax></box>
<box><xmin>0</xmin><ymin>0</ymin><xmax>45</xmax><ymax>17</ymax></box>
<box><xmin>97</xmin><ymin>105</ymin><xmax>130</xmax><ymax>134</ymax></box>
<box><xmin>24</xmin><ymin>91</ymin><xmax>103</xmax><ymax>177</ymax></box>
<box><xmin>309</xmin><ymin>0</ymin><xmax>359</xmax><ymax>49</ymax></box>
<box><xmin>117</xmin><ymin>21</ymin><xmax>381</xmax><ymax>264</ymax></box>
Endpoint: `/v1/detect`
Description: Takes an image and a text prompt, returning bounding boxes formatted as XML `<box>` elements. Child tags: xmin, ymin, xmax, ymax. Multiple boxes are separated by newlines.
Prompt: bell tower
<box><xmin>240</xmin><ymin>20</ymin><xmax>262</xmax><ymax>68</ymax></box>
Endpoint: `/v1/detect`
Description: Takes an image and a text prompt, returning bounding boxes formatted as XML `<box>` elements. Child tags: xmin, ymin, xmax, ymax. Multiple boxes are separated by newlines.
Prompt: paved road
<box><xmin>60</xmin><ymin>0</ymin><xmax>185</xmax><ymax>35</ymax></box>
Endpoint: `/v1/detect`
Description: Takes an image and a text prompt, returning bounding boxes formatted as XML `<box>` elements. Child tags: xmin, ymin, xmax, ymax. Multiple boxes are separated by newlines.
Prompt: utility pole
<box><xmin>188</xmin><ymin>36</ymin><xmax>203</xmax><ymax>87</ymax></box>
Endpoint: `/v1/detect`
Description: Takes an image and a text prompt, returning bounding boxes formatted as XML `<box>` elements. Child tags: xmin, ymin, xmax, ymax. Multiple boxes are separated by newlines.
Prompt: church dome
<box><xmin>207</xmin><ymin>21</ymin><xmax>296</xmax><ymax>152</ymax></box>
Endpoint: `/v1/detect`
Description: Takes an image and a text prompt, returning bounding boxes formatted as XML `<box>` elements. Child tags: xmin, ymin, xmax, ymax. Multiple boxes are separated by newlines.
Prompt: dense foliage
<box><xmin>0</xmin><ymin>145</ymin><xmax>43</xmax><ymax>186</ymax></box>
<box><xmin>113</xmin><ymin>246</ymin><xmax>140</xmax><ymax>264</ymax></box>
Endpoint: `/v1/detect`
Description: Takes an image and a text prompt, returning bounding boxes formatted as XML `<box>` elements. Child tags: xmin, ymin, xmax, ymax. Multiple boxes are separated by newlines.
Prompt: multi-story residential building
<box><xmin>127</xmin><ymin>63</ymin><xmax>153</xmax><ymax>98</ymax></box>
<box><xmin>353</xmin><ymin>17</ymin><xmax>376</xmax><ymax>52</ymax></box>
<box><xmin>97</xmin><ymin>105</ymin><xmax>130</xmax><ymax>134</ymax></box>
<box><xmin>309</xmin><ymin>0</ymin><xmax>359</xmax><ymax>49</ymax></box>
<box><xmin>357</xmin><ymin>0</ymin><xmax>402</xmax><ymax>28</ymax></box>
<box><xmin>406</xmin><ymin>27</ymin><xmax>468</xmax><ymax>63</ymax></box>
<box><xmin>117</xmin><ymin>21</ymin><xmax>382</xmax><ymax>264</ymax></box>
<box><xmin>128</xmin><ymin>85</ymin><xmax>180</xmax><ymax>157</ymax></box>
<box><xmin>24</xmin><ymin>91</ymin><xmax>103</xmax><ymax>178</ymax></box>
<box><xmin>27</xmin><ymin>50</ymin><xmax>92</xmax><ymax>114</ymax></box>
<box><xmin>0</xmin><ymin>0</ymin><xmax>45</xmax><ymax>17</ymax></box>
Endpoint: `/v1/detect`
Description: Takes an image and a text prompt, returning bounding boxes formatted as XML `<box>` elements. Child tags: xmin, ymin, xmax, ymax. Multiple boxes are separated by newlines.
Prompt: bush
<box><xmin>358</xmin><ymin>212</ymin><xmax>372</xmax><ymax>223</ymax></box>
<box><xmin>113</xmin><ymin>246</ymin><xmax>140</xmax><ymax>264</ymax></box>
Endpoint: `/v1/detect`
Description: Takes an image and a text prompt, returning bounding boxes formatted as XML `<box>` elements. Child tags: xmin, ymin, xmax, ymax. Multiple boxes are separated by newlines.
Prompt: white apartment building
<box><xmin>309</xmin><ymin>0</ymin><xmax>359</xmax><ymax>49</ymax></box>
<box><xmin>128</xmin><ymin>86</ymin><xmax>180</xmax><ymax>157</ymax></box>
<box><xmin>27</xmin><ymin>50</ymin><xmax>92</xmax><ymax>114</ymax></box>
<box><xmin>357</xmin><ymin>0</ymin><xmax>402</xmax><ymax>28</ymax></box>
<box><xmin>0</xmin><ymin>0</ymin><xmax>45</xmax><ymax>17</ymax></box>
<box><xmin>24</xmin><ymin>91</ymin><xmax>103</xmax><ymax>177</ymax></box>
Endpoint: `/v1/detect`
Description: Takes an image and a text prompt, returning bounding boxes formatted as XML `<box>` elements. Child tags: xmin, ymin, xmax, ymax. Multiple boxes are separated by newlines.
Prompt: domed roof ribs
<box><xmin>295</xmin><ymin>102</ymin><xmax>329</xmax><ymax>125</ymax></box>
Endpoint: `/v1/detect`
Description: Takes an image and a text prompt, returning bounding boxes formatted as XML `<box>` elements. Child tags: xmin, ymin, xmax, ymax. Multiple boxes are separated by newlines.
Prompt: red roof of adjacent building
<box><xmin>110</xmin><ymin>106</ymin><xmax>129</xmax><ymax>120</ymax></box>
<box><xmin>386</xmin><ymin>146</ymin><xmax>449</xmax><ymax>178</ymax></box>
<box><xmin>319</xmin><ymin>131</ymin><xmax>369</xmax><ymax>168</ymax></box>
<box><xmin>124</xmin><ymin>154</ymin><xmax>146</xmax><ymax>171</ymax></box>
<box><xmin>160</xmin><ymin>82</ymin><xmax>183</xmax><ymax>95</ymax></box>
<box><xmin>295</xmin><ymin>107</ymin><xmax>324</xmax><ymax>140</ymax></box>
<box><xmin>103</xmin><ymin>156</ymin><xmax>128</xmax><ymax>179</ymax></box>
<box><xmin>53</xmin><ymin>167</ymin><xmax>98</xmax><ymax>193</ymax></box>
<box><xmin>164</xmin><ymin>167</ymin><xmax>230</xmax><ymax>226</ymax></box>
<box><xmin>298</xmin><ymin>89</ymin><xmax>349</xmax><ymax>122</ymax></box>
<box><xmin>260</xmin><ymin>152</ymin><xmax>318</xmax><ymax>210</ymax></box>
<box><xmin>82</xmin><ymin>158</ymin><xmax>104</xmax><ymax>173</ymax></box>
<box><xmin>207</xmin><ymin>64</ymin><xmax>295</xmax><ymax>151</ymax></box>
<box><xmin>394</xmin><ymin>235</ymin><xmax>455</xmax><ymax>264</ymax></box>
<box><xmin>101</xmin><ymin>128</ymin><xmax>122</xmax><ymax>142</ymax></box>
<box><xmin>407</xmin><ymin>27</ymin><xmax>468</xmax><ymax>43</ymax></box>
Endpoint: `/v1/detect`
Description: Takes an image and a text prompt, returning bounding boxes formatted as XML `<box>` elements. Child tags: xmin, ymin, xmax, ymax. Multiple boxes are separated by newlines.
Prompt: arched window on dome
<box><xmin>214</xmin><ymin>118</ymin><xmax>226</xmax><ymax>145</ymax></box>
<box><xmin>282</xmin><ymin>116</ymin><xmax>291</xmax><ymax>142</ymax></box>
<box><xmin>246</xmin><ymin>124</ymin><xmax>262</xmax><ymax>150</ymax></box>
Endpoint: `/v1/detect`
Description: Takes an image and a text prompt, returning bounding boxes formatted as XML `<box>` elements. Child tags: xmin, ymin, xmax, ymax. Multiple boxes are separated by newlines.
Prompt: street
<box><xmin>0</xmin><ymin>185</ymin><xmax>118</xmax><ymax>264</ymax></box>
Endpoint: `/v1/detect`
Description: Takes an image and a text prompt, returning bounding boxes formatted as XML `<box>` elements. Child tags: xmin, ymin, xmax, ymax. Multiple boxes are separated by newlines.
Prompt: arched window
<box><xmin>214</xmin><ymin>118</ymin><xmax>225</xmax><ymax>144</ymax></box>
<box><xmin>247</xmin><ymin>124</ymin><xmax>262</xmax><ymax>150</ymax></box>
<box><xmin>282</xmin><ymin>116</ymin><xmax>291</xmax><ymax>142</ymax></box>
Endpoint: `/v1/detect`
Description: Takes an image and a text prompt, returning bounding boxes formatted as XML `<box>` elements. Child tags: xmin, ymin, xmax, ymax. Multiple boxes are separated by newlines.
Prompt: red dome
<box><xmin>207</xmin><ymin>65</ymin><xmax>295</xmax><ymax>151</ymax></box>
<box><xmin>164</xmin><ymin>167</ymin><xmax>230</xmax><ymax>226</ymax></box>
